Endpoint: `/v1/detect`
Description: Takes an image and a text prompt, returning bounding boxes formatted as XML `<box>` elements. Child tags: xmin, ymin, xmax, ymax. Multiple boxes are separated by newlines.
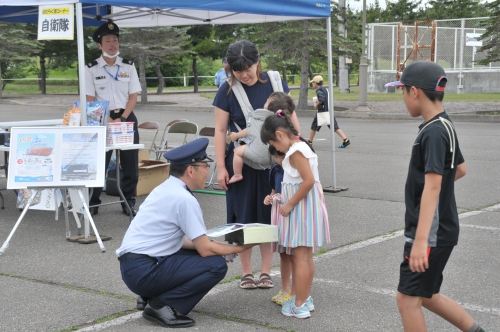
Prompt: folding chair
<box><xmin>198</xmin><ymin>126</ymin><xmax>217</xmax><ymax>188</ymax></box>
<box><xmin>153</xmin><ymin>119</ymin><xmax>188</xmax><ymax>160</ymax></box>
<box><xmin>137</xmin><ymin>121</ymin><xmax>160</xmax><ymax>159</ymax></box>
<box><xmin>155</xmin><ymin>121</ymin><xmax>199</xmax><ymax>160</ymax></box>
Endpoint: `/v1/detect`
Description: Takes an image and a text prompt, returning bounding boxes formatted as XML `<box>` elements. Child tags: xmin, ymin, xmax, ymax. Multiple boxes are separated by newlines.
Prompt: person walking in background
<box><xmin>86</xmin><ymin>21</ymin><xmax>141</xmax><ymax>217</ymax></box>
<box><xmin>213</xmin><ymin>40</ymin><xmax>300</xmax><ymax>290</ymax></box>
<box><xmin>214</xmin><ymin>57</ymin><xmax>231</xmax><ymax>89</ymax></box>
<box><xmin>308</xmin><ymin>75</ymin><xmax>350</xmax><ymax>148</ymax></box>
<box><xmin>261</xmin><ymin>110</ymin><xmax>330</xmax><ymax>319</ymax></box>
<box><xmin>385</xmin><ymin>61</ymin><xmax>487</xmax><ymax>332</ymax></box>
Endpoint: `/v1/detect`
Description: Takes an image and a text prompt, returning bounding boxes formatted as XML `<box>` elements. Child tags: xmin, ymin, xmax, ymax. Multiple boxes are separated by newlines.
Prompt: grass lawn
<box><xmin>3</xmin><ymin>83</ymin><xmax>500</xmax><ymax>103</ymax></box>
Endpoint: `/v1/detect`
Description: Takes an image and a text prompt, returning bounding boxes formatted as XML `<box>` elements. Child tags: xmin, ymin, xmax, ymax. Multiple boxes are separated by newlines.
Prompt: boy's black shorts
<box><xmin>397</xmin><ymin>242</ymin><xmax>454</xmax><ymax>298</ymax></box>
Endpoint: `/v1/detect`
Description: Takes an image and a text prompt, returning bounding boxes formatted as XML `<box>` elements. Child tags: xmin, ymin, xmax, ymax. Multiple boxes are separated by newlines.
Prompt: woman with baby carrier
<box><xmin>212</xmin><ymin>40</ymin><xmax>300</xmax><ymax>289</ymax></box>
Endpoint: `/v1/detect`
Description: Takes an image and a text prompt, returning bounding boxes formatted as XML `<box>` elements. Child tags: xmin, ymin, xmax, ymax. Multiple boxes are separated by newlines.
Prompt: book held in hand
<box><xmin>206</xmin><ymin>223</ymin><xmax>278</xmax><ymax>244</ymax></box>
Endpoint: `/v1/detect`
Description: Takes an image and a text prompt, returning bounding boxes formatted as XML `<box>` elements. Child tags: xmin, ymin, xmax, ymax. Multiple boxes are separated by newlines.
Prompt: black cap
<box><xmin>385</xmin><ymin>61</ymin><xmax>447</xmax><ymax>92</ymax></box>
<box><xmin>92</xmin><ymin>22</ymin><xmax>119</xmax><ymax>43</ymax></box>
<box><xmin>163</xmin><ymin>138</ymin><xmax>213</xmax><ymax>165</ymax></box>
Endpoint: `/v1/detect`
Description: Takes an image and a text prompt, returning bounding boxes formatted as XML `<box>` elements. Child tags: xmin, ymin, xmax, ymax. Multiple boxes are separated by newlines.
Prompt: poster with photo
<box><xmin>8</xmin><ymin>127</ymin><xmax>106</xmax><ymax>189</ymax></box>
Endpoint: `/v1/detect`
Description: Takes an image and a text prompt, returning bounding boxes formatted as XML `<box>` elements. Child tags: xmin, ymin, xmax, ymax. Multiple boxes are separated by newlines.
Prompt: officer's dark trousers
<box><xmin>120</xmin><ymin>249</ymin><xmax>228</xmax><ymax>315</ymax></box>
<box><xmin>90</xmin><ymin>111</ymin><xmax>139</xmax><ymax>208</ymax></box>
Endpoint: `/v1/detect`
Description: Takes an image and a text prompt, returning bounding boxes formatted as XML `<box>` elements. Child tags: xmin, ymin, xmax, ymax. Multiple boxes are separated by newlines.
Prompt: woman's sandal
<box><xmin>239</xmin><ymin>274</ymin><xmax>257</xmax><ymax>289</ymax></box>
<box><xmin>257</xmin><ymin>273</ymin><xmax>274</xmax><ymax>288</ymax></box>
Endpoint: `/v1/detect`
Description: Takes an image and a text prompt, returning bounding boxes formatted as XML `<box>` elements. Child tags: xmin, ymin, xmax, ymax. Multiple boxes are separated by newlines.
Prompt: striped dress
<box><xmin>274</xmin><ymin>142</ymin><xmax>330</xmax><ymax>255</ymax></box>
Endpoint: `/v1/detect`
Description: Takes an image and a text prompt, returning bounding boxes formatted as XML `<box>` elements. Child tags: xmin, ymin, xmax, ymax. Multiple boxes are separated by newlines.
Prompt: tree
<box><xmin>424</xmin><ymin>0</ymin><xmax>488</xmax><ymax>20</ymax></box>
<box><xmin>0</xmin><ymin>23</ymin><xmax>38</xmax><ymax>98</ymax></box>
<box><xmin>383</xmin><ymin>0</ymin><xmax>423</xmax><ymax>22</ymax></box>
<box><xmin>117</xmin><ymin>26</ymin><xmax>188</xmax><ymax>103</ymax></box>
<box><xmin>478</xmin><ymin>0</ymin><xmax>500</xmax><ymax>65</ymax></box>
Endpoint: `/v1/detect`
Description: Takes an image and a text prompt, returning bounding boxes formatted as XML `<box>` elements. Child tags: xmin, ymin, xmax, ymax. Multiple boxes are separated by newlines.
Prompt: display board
<box><xmin>7</xmin><ymin>126</ymin><xmax>106</xmax><ymax>189</ymax></box>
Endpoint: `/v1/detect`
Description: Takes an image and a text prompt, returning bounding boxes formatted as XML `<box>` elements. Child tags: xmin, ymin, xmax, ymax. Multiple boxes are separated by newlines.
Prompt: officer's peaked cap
<box><xmin>164</xmin><ymin>138</ymin><xmax>213</xmax><ymax>165</ymax></box>
<box><xmin>93</xmin><ymin>22</ymin><xmax>119</xmax><ymax>43</ymax></box>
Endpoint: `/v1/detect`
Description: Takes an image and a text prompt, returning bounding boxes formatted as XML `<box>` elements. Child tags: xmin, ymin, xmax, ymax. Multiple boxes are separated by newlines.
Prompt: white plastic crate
<box><xmin>106</xmin><ymin>132</ymin><xmax>134</xmax><ymax>146</ymax></box>
<box><xmin>107</xmin><ymin>123</ymin><xmax>122</xmax><ymax>133</ymax></box>
<box><xmin>107</xmin><ymin>122</ymin><xmax>134</xmax><ymax>133</ymax></box>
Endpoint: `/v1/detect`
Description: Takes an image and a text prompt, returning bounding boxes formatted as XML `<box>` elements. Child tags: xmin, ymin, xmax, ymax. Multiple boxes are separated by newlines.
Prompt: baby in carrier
<box><xmin>228</xmin><ymin>92</ymin><xmax>296</xmax><ymax>184</ymax></box>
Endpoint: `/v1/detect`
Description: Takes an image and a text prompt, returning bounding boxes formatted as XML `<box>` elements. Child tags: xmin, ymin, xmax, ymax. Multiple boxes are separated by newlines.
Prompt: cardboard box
<box><xmin>138</xmin><ymin>149</ymin><xmax>150</xmax><ymax>162</ymax></box>
<box><xmin>136</xmin><ymin>160</ymin><xmax>170</xmax><ymax>196</ymax></box>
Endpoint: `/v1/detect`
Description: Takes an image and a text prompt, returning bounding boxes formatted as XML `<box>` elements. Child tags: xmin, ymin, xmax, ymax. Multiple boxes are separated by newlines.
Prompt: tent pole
<box><xmin>325</xmin><ymin>16</ymin><xmax>337</xmax><ymax>190</ymax></box>
<box><xmin>75</xmin><ymin>2</ymin><xmax>90</xmax><ymax>230</ymax></box>
<box><xmin>75</xmin><ymin>2</ymin><xmax>86</xmax><ymax>126</ymax></box>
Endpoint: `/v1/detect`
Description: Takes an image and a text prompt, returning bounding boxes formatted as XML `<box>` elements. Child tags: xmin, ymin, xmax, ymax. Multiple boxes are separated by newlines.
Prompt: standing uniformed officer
<box><xmin>86</xmin><ymin>21</ymin><xmax>142</xmax><ymax>217</ymax></box>
<box><xmin>214</xmin><ymin>56</ymin><xmax>230</xmax><ymax>88</ymax></box>
<box><xmin>116</xmin><ymin>138</ymin><xmax>256</xmax><ymax>328</ymax></box>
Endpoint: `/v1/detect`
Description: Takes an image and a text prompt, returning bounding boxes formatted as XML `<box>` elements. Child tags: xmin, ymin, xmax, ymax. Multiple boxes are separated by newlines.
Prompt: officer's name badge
<box><xmin>118</xmin><ymin>72</ymin><xmax>130</xmax><ymax>78</ymax></box>
<box><xmin>96</xmin><ymin>76</ymin><xmax>106</xmax><ymax>80</ymax></box>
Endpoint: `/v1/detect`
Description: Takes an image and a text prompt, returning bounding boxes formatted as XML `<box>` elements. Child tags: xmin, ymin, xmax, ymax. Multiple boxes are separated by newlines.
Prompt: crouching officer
<box><xmin>116</xmin><ymin>138</ymin><xmax>255</xmax><ymax>328</ymax></box>
<box><xmin>86</xmin><ymin>21</ymin><xmax>142</xmax><ymax>217</ymax></box>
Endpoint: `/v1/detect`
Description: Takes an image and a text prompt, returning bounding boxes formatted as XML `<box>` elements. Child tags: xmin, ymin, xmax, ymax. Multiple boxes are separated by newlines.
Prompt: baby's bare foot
<box><xmin>228</xmin><ymin>174</ymin><xmax>243</xmax><ymax>184</ymax></box>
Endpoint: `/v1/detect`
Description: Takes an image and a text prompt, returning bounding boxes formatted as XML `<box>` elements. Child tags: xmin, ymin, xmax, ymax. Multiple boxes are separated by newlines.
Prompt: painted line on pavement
<box><xmin>77</xmin><ymin>312</ymin><xmax>142</xmax><ymax>331</ymax></box>
<box><xmin>313</xmin><ymin>278</ymin><xmax>500</xmax><ymax>316</ymax></box>
<box><xmin>461</xmin><ymin>224</ymin><xmax>500</xmax><ymax>231</ymax></box>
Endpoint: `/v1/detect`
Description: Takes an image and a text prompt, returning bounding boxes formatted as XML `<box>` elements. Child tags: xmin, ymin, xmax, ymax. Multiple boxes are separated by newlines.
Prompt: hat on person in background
<box><xmin>385</xmin><ymin>61</ymin><xmax>447</xmax><ymax>92</ymax></box>
<box><xmin>222</xmin><ymin>56</ymin><xmax>227</xmax><ymax>63</ymax></box>
<box><xmin>163</xmin><ymin>138</ymin><xmax>213</xmax><ymax>165</ymax></box>
<box><xmin>92</xmin><ymin>21</ymin><xmax>120</xmax><ymax>43</ymax></box>
<box><xmin>310</xmin><ymin>75</ymin><xmax>323</xmax><ymax>84</ymax></box>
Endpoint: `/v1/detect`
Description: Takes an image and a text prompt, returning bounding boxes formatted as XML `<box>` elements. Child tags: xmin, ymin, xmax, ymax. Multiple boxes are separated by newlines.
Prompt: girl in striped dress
<box><xmin>261</xmin><ymin>110</ymin><xmax>330</xmax><ymax>319</ymax></box>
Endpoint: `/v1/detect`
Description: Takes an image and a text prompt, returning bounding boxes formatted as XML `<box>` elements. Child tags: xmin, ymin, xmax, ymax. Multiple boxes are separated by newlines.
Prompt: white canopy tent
<box><xmin>0</xmin><ymin>0</ymin><xmax>340</xmax><ymax>188</ymax></box>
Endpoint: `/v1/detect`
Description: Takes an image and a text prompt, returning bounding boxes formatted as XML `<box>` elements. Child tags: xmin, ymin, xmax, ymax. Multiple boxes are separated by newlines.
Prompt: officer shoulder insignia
<box><xmin>87</xmin><ymin>60</ymin><xmax>98</xmax><ymax>68</ymax></box>
<box><xmin>122</xmin><ymin>58</ymin><xmax>134</xmax><ymax>65</ymax></box>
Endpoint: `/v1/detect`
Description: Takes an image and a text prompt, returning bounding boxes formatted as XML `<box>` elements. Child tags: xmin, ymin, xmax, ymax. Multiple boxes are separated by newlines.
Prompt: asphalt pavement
<box><xmin>0</xmin><ymin>92</ymin><xmax>499</xmax><ymax>331</ymax></box>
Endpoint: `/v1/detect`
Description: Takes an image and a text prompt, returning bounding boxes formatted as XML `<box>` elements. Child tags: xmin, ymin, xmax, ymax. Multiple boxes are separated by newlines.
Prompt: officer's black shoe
<box><xmin>142</xmin><ymin>303</ymin><xmax>195</xmax><ymax>328</ymax></box>
<box><xmin>136</xmin><ymin>295</ymin><xmax>149</xmax><ymax>311</ymax></box>
<box><xmin>89</xmin><ymin>207</ymin><xmax>99</xmax><ymax>216</ymax></box>
<box><xmin>122</xmin><ymin>207</ymin><xmax>137</xmax><ymax>217</ymax></box>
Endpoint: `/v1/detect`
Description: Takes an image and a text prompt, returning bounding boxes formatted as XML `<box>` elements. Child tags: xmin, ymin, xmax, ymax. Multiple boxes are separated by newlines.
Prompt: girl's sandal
<box><xmin>239</xmin><ymin>274</ymin><xmax>257</xmax><ymax>289</ymax></box>
<box><xmin>257</xmin><ymin>273</ymin><xmax>274</xmax><ymax>288</ymax></box>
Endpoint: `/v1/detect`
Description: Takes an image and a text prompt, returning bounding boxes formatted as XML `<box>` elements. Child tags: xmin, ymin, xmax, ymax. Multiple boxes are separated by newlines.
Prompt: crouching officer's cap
<box><xmin>164</xmin><ymin>138</ymin><xmax>213</xmax><ymax>165</ymax></box>
<box><xmin>93</xmin><ymin>21</ymin><xmax>119</xmax><ymax>43</ymax></box>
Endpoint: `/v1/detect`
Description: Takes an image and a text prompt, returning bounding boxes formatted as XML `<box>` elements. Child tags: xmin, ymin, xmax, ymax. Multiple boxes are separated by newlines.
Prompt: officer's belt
<box><xmin>112</xmin><ymin>108</ymin><xmax>125</xmax><ymax>113</ymax></box>
<box><xmin>118</xmin><ymin>252</ymin><xmax>149</xmax><ymax>262</ymax></box>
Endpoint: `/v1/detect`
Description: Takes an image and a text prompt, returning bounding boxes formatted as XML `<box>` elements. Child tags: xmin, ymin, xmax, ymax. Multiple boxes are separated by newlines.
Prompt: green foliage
<box><xmin>478</xmin><ymin>0</ymin><xmax>500</xmax><ymax>64</ymax></box>
<box><xmin>424</xmin><ymin>0</ymin><xmax>488</xmax><ymax>20</ymax></box>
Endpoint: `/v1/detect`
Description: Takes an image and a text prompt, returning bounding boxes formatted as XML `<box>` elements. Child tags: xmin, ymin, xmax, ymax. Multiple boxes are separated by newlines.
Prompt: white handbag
<box><xmin>317</xmin><ymin>111</ymin><xmax>330</xmax><ymax>126</ymax></box>
<box><xmin>316</xmin><ymin>88</ymin><xmax>330</xmax><ymax>126</ymax></box>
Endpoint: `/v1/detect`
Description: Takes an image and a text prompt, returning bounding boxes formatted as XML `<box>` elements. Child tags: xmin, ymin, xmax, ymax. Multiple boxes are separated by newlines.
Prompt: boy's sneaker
<box><xmin>339</xmin><ymin>138</ymin><xmax>350</xmax><ymax>148</ymax></box>
<box><xmin>281</xmin><ymin>296</ymin><xmax>295</xmax><ymax>316</ymax></box>
<box><xmin>305</xmin><ymin>296</ymin><xmax>315</xmax><ymax>311</ymax></box>
<box><xmin>283</xmin><ymin>303</ymin><xmax>310</xmax><ymax>319</ymax></box>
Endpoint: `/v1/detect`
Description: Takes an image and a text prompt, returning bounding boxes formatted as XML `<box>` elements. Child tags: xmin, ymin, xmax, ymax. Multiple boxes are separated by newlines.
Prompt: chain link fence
<box><xmin>367</xmin><ymin>17</ymin><xmax>500</xmax><ymax>93</ymax></box>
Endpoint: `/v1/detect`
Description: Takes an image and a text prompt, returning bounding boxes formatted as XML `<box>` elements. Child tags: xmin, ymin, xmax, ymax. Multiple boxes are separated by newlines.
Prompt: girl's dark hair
<box><xmin>268</xmin><ymin>144</ymin><xmax>286</xmax><ymax>157</ymax></box>
<box><xmin>266</xmin><ymin>92</ymin><xmax>295</xmax><ymax>115</ymax></box>
<box><xmin>226</xmin><ymin>40</ymin><xmax>267</xmax><ymax>92</ymax></box>
<box><xmin>261</xmin><ymin>112</ymin><xmax>315</xmax><ymax>153</ymax></box>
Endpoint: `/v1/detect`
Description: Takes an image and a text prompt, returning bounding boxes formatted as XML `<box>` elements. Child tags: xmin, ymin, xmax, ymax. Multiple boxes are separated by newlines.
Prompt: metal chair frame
<box><xmin>155</xmin><ymin>121</ymin><xmax>199</xmax><ymax>160</ymax></box>
<box><xmin>137</xmin><ymin>121</ymin><xmax>160</xmax><ymax>159</ymax></box>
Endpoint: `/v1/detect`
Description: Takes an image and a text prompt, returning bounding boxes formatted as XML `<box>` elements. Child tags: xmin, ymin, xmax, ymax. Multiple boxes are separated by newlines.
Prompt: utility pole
<box><xmin>357</xmin><ymin>0</ymin><xmax>370</xmax><ymax>111</ymax></box>
<box><xmin>338</xmin><ymin>0</ymin><xmax>349</xmax><ymax>93</ymax></box>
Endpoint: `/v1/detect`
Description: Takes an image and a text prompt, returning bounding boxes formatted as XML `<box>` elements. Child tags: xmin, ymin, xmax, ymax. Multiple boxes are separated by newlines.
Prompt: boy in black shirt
<box><xmin>385</xmin><ymin>61</ymin><xmax>486</xmax><ymax>332</ymax></box>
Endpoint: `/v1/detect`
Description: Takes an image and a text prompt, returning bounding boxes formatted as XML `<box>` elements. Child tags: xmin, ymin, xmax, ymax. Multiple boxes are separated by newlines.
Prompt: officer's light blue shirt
<box><xmin>215</xmin><ymin>68</ymin><xmax>230</xmax><ymax>87</ymax></box>
<box><xmin>116</xmin><ymin>176</ymin><xmax>207</xmax><ymax>257</ymax></box>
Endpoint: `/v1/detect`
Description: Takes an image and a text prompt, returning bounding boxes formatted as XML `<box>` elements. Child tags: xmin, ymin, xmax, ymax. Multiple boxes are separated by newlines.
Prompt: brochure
<box><xmin>206</xmin><ymin>223</ymin><xmax>278</xmax><ymax>244</ymax></box>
